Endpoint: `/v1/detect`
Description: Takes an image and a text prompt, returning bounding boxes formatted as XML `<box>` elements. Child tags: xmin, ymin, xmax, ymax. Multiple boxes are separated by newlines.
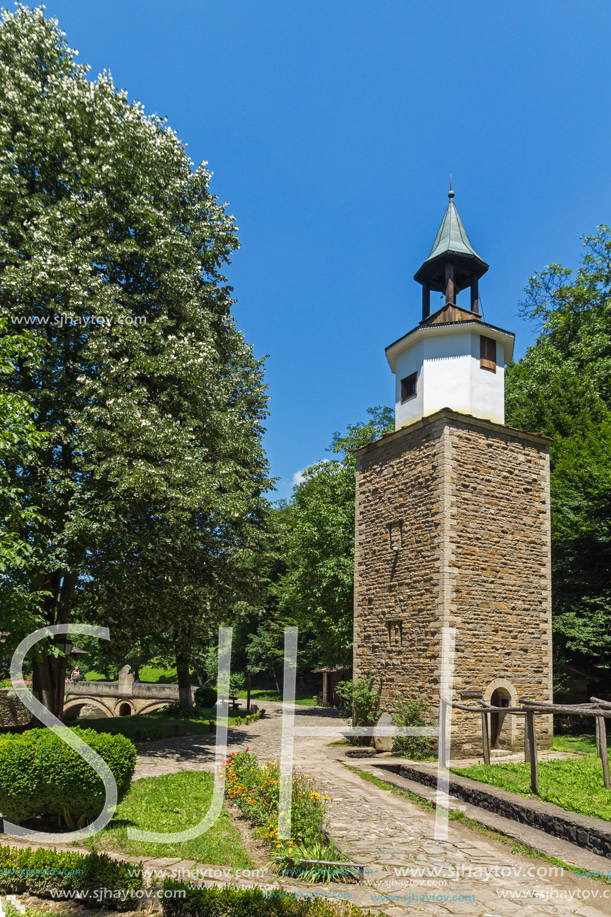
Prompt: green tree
<box><xmin>506</xmin><ymin>226</ymin><xmax>611</xmax><ymax>689</ymax></box>
<box><xmin>0</xmin><ymin>6</ymin><xmax>269</xmax><ymax>711</ymax></box>
<box><xmin>0</xmin><ymin>320</ymin><xmax>47</xmax><ymax>661</ymax></box>
<box><xmin>276</xmin><ymin>407</ymin><xmax>393</xmax><ymax>666</ymax></box>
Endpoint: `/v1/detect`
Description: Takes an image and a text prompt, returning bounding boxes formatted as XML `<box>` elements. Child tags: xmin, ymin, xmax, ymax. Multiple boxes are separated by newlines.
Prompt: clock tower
<box><xmin>353</xmin><ymin>188</ymin><xmax>554</xmax><ymax>755</ymax></box>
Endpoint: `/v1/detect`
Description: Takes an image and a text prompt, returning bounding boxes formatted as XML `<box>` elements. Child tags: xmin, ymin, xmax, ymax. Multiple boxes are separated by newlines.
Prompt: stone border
<box><xmin>372</xmin><ymin>762</ymin><xmax>611</xmax><ymax>858</ymax></box>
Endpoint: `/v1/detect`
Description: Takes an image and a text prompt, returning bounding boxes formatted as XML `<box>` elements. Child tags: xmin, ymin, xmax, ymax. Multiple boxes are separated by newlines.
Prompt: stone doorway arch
<box><xmin>484</xmin><ymin>679</ymin><xmax>518</xmax><ymax>750</ymax></box>
<box><xmin>117</xmin><ymin>702</ymin><xmax>133</xmax><ymax>717</ymax></box>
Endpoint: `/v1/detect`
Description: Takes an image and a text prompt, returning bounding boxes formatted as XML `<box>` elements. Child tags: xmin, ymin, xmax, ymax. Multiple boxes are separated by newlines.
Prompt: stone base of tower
<box><xmin>353</xmin><ymin>408</ymin><xmax>554</xmax><ymax>758</ymax></box>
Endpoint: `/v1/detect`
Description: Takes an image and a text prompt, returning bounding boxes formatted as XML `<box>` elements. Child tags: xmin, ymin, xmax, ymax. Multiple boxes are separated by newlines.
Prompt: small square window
<box><xmin>480</xmin><ymin>336</ymin><xmax>496</xmax><ymax>372</ymax></box>
<box><xmin>400</xmin><ymin>372</ymin><xmax>417</xmax><ymax>402</ymax></box>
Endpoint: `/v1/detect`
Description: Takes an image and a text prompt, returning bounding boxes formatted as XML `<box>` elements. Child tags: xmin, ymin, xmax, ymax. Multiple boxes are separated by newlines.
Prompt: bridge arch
<box><xmin>63</xmin><ymin>697</ymin><xmax>114</xmax><ymax>720</ymax></box>
<box><xmin>116</xmin><ymin>701</ymin><xmax>134</xmax><ymax>717</ymax></box>
<box><xmin>136</xmin><ymin>700</ymin><xmax>172</xmax><ymax>716</ymax></box>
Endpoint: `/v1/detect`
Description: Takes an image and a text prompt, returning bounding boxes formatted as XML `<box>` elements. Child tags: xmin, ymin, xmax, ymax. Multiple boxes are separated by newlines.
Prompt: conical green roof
<box><xmin>424</xmin><ymin>189</ymin><xmax>485</xmax><ymax>265</ymax></box>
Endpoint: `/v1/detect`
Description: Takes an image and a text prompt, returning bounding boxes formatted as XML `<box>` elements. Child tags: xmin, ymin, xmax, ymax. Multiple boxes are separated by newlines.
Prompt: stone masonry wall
<box><xmin>0</xmin><ymin>688</ymin><xmax>31</xmax><ymax>728</ymax></box>
<box><xmin>354</xmin><ymin>415</ymin><xmax>446</xmax><ymax>702</ymax></box>
<box><xmin>354</xmin><ymin>409</ymin><xmax>553</xmax><ymax>756</ymax></box>
<box><xmin>447</xmin><ymin>417</ymin><xmax>553</xmax><ymax>752</ymax></box>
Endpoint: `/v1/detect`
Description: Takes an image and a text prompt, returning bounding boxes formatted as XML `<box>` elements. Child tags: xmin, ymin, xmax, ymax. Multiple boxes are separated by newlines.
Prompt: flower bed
<box><xmin>233</xmin><ymin>710</ymin><xmax>263</xmax><ymax>726</ymax></box>
<box><xmin>224</xmin><ymin>750</ymin><xmax>339</xmax><ymax>877</ymax></box>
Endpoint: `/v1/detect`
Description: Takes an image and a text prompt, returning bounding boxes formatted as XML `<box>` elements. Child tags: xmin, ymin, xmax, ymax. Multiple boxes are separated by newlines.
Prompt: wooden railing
<box><xmin>442</xmin><ymin>695</ymin><xmax>611</xmax><ymax>794</ymax></box>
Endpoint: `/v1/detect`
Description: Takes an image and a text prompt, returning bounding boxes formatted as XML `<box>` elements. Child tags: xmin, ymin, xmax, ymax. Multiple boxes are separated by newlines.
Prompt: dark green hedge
<box><xmin>161</xmin><ymin>882</ymin><xmax>371</xmax><ymax>916</ymax></box>
<box><xmin>194</xmin><ymin>685</ymin><xmax>217</xmax><ymax>708</ymax></box>
<box><xmin>0</xmin><ymin>727</ymin><xmax>135</xmax><ymax>824</ymax></box>
<box><xmin>0</xmin><ymin>845</ymin><xmax>143</xmax><ymax>910</ymax></box>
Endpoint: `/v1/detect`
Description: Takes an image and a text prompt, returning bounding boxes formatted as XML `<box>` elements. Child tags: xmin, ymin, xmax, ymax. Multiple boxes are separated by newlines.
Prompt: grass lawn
<box><xmin>80</xmin><ymin>708</ymin><xmax>244</xmax><ymax>742</ymax></box>
<box><xmin>454</xmin><ymin>756</ymin><xmax>611</xmax><ymax>821</ymax></box>
<box><xmin>86</xmin><ymin>770</ymin><xmax>255</xmax><ymax>866</ymax></box>
<box><xmin>84</xmin><ymin>664</ymin><xmax>177</xmax><ymax>683</ymax></box>
<box><xmin>552</xmin><ymin>733</ymin><xmax>609</xmax><ymax>755</ymax></box>
<box><xmin>235</xmin><ymin>688</ymin><xmax>317</xmax><ymax>706</ymax></box>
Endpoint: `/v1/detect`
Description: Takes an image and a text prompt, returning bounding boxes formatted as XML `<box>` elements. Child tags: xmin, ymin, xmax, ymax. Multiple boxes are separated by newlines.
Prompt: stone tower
<box><xmin>353</xmin><ymin>188</ymin><xmax>553</xmax><ymax>755</ymax></box>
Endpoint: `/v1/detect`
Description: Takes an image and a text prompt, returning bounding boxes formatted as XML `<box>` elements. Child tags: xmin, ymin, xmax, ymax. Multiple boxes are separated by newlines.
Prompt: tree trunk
<box><xmin>176</xmin><ymin>655</ymin><xmax>192</xmax><ymax>707</ymax></box>
<box><xmin>30</xmin><ymin>569</ymin><xmax>78</xmax><ymax>719</ymax></box>
<box><xmin>32</xmin><ymin>653</ymin><xmax>65</xmax><ymax>720</ymax></box>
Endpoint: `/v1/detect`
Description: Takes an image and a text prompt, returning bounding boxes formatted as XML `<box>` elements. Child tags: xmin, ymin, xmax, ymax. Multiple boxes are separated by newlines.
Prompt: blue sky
<box><xmin>41</xmin><ymin>0</ymin><xmax>611</xmax><ymax>498</ymax></box>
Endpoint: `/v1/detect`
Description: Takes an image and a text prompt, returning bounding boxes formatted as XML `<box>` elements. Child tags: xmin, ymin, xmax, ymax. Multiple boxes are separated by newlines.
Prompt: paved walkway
<box><xmin>133</xmin><ymin>703</ymin><xmax>611</xmax><ymax>916</ymax></box>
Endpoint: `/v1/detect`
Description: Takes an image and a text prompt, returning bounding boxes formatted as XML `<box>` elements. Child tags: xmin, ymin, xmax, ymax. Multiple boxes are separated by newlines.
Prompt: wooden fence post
<box><xmin>524</xmin><ymin>716</ymin><xmax>530</xmax><ymax>763</ymax></box>
<box><xmin>525</xmin><ymin>710</ymin><xmax>539</xmax><ymax>795</ymax></box>
<box><xmin>596</xmin><ymin>715</ymin><xmax>602</xmax><ymax>757</ymax></box>
<box><xmin>439</xmin><ymin>697</ymin><xmax>447</xmax><ymax>769</ymax></box>
<box><xmin>480</xmin><ymin>709</ymin><xmax>490</xmax><ymax>765</ymax></box>
<box><xmin>596</xmin><ymin>715</ymin><xmax>610</xmax><ymax>790</ymax></box>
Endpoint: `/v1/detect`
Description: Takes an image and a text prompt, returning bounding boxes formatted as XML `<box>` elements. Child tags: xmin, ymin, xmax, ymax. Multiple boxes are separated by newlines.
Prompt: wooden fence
<box><xmin>442</xmin><ymin>695</ymin><xmax>611</xmax><ymax>794</ymax></box>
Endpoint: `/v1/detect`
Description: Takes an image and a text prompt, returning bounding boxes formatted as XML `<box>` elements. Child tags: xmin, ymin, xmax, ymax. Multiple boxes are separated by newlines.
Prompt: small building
<box><xmin>353</xmin><ymin>187</ymin><xmax>554</xmax><ymax>755</ymax></box>
<box><xmin>312</xmin><ymin>665</ymin><xmax>350</xmax><ymax>707</ymax></box>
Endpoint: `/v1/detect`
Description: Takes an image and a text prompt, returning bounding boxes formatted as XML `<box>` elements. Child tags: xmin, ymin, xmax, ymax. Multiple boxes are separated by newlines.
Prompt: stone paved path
<box><xmin>134</xmin><ymin>703</ymin><xmax>611</xmax><ymax>916</ymax></box>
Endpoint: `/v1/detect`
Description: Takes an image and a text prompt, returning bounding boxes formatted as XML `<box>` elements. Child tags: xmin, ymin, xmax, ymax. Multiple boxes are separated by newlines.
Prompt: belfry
<box><xmin>353</xmin><ymin>187</ymin><xmax>554</xmax><ymax>755</ymax></box>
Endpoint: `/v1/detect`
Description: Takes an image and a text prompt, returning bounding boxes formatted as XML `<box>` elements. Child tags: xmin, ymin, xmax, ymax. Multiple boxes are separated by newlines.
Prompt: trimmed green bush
<box><xmin>159</xmin><ymin>701</ymin><xmax>197</xmax><ymax>718</ymax></box>
<box><xmin>161</xmin><ymin>881</ymin><xmax>372</xmax><ymax>916</ymax></box>
<box><xmin>0</xmin><ymin>845</ymin><xmax>143</xmax><ymax>910</ymax></box>
<box><xmin>0</xmin><ymin>727</ymin><xmax>135</xmax><ymax>825</ymax></box>
<box><xmin>0</xmin><ymin>729</ymin><xmax>39</xmax><ymax>822</ymax></box>
<box><xmin>194</xmin><ymin>685</ymin><xmax>217</xmax><ymax>708</ymax></box>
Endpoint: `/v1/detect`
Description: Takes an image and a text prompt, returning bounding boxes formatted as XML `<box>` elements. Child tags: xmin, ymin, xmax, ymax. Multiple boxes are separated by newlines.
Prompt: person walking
<box><xmin>71</xmin><ymin>666</ymin><xmax>80</xmax><ymax>685</ymax></box>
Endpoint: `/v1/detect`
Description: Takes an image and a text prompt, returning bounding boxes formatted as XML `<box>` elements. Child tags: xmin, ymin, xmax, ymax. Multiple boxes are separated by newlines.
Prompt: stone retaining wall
<box><xmin>0</xmin><ymin>689</ymin><xmax>30</xmax><ymax>728</ymax></box>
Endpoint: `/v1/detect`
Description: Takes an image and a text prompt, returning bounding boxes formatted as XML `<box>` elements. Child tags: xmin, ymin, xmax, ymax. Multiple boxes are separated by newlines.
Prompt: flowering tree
<box><xmin>0</xmin><ymin>321</ymin><xmax>47</xmax><ymax>661</ymax></box>
<box><xmin>0</xmin><ymin>6</ymin><xmax>269</xmax><ymax>711</ymax></box>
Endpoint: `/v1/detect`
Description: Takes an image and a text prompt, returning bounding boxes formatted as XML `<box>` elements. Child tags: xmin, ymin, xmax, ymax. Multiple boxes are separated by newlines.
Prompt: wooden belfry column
<box><xmin>445</xmin><ymin>263</ymin><xmax>455</xmax><ymax>305</ymax></box>
<box><xmin>470</xmin><ymin>275</ymin><xmax>480</xmax><ymax>314</ymax></box>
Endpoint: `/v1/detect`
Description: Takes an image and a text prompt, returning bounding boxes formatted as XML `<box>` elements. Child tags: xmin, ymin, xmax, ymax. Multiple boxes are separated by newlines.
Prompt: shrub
<box><xmin>391</xmin><ymin>694</ymin><xmax>434</xmax><ymax>760</ymax></box>
<box><xmin>194</xmin><ymin>685</ymin><xmax>217</xmax><ymax>708</ymax></box>
<box><xmin>0</xmin><ymin>844</ymin><xmax>143</xmax><ymax>910</ymax></box>
<box><xmin>0</xmin><ymin>729</ymin><xmax>39</xmax><ymax>822</ymax></box>
<box><xmin>161</xmin><ymin>881</ymin><xmax>372</xmax><ymax>916</ymax></box>
<box><xmin>0</xmin><ymin>727</ymin><xmax>135</xmax><ymax>826</ymax></box>
<box><xmin>335</xmin><ymin>675</ymin><xmax>382</xmax><ymax>746</ymax></box>
<box><xmin>160</xmin><ymin>701</ymin><xmax>197</xmax><ymax>718</ymax></box>
<box><xmin>230</xmin><ymin>672</ymin><xmax>246</xmax><ymax>691</ymax></box>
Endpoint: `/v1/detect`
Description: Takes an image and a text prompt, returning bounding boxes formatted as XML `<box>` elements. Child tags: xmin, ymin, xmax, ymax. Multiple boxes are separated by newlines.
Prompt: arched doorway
<box><xmin>490</xmin><ymin>687</ymin><xmax>511</xmax><ymax>748</ymax></box>
<box><xmin>118</xmin><ymin>702</ymin><xmax>132</xmax><ymax>717</ymax></box>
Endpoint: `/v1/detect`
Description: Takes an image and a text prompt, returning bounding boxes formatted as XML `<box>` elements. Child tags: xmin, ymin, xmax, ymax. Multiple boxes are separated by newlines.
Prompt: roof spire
<box><xmin>414</xmin><ymin>183</ymin><xmax>489</xmax><ymax>321</ymax></box>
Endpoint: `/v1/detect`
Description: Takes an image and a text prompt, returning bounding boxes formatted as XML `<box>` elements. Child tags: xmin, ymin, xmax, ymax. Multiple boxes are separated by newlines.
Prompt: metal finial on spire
<box><xmin>448</xmin><ymin>171</ymin><xmax>454</xmax><ymax>200</ymax></box>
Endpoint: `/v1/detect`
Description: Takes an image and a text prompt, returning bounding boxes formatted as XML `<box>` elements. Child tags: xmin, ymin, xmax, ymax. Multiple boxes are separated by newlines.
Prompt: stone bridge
<box><xmin>64</xmin><ymin>665</ymin><xmax>179</xmax><ymax>719</ymax></box>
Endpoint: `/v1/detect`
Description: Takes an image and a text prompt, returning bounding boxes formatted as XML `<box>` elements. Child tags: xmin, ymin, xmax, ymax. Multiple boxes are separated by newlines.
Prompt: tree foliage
<box><xmin>506</xmin><ymin>226</ymin><xmax>611</xmax><ymax>686</ymax></box>
<box><xmin>0</xmin><ymin>320</ymin><xmax>47</xmax><ymax>654</ymax></box>
<box><xmin>0</xmin><ymin>5</ymin><xmax>269</xmax><ymax>710</ymax></box>
<box><xmin>274</xmin><ymin>407</ymin><xmax>393</xmax><ymax>667</ymax></box>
